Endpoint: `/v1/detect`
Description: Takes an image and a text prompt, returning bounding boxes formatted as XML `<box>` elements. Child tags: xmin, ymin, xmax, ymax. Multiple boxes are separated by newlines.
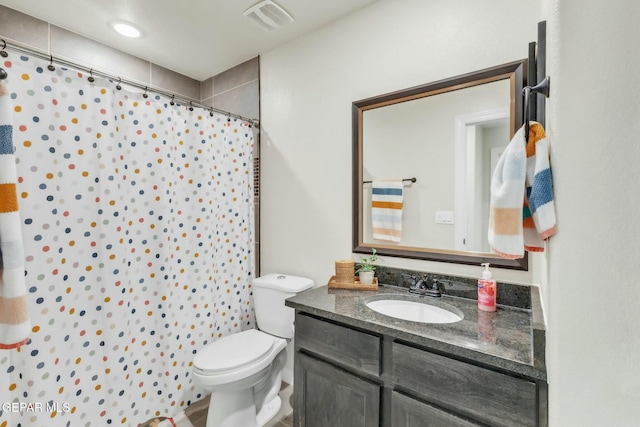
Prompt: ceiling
<box><xmin>1</xmin><ymin>0</ymin><xmax>378</xmax><ymax>81</ymax></box>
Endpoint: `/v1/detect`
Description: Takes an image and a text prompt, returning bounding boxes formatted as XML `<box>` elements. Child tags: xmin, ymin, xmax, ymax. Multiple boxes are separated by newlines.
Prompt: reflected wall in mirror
<box><xmin>353</xmin><ymin>60</ymin><xmax>528</xmax><ymax>269</ymax></box>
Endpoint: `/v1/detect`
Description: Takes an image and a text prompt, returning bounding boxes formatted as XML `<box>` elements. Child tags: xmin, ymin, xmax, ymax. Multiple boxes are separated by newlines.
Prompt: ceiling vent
<box><xmin>243</xmin><ymin>0</ymin><xmax>294</xmax><ymax>31</ymax></box>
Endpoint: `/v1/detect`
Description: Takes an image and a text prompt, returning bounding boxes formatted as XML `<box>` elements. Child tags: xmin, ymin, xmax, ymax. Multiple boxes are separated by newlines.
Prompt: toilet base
<box><xmin>207</xmin><ymin>387</ymin><xmax>258</xmax><ymax>427</ymax></box>
<box><xmin>204</xmin><ymin>390</ymin><xmax>282</xmax><ymax>427</ymax></box>
<box><xmin>257</xmin><ymin>395</ymin><xmax>281</xmax><ymax>426</ymax></box>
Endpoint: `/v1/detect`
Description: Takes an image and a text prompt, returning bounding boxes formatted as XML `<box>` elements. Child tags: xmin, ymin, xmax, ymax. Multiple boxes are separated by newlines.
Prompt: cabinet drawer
<box><xmin>295</xmin><ymin>313</ymin><xmax>380</xmax><ymax>376</ymax></box>
<box><xmin>392</xmin><ymin>342</ymin><xmax>537</xmax><ymax>427</ymax></box>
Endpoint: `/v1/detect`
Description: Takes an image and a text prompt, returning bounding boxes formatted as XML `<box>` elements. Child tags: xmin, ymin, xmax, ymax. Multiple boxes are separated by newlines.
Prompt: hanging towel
<box><xmin>0</xmin><ymin>81</ymin><xmax>30</xmax><ymax>349</ymax></box>
<box><xmin>524</xmin><ymin>122</ymin><xmax>557</xmax><ymax>251</ymax></box>
<box><xmin>488</xmin><ymin>125</ymin><xmax>527</xmax><ymax>258</ymax></box>
<box><xmin>371</xmin><ymin>180</ymin><xmax>404</xmax><ymax>243</ymax></box>
<box><xmin>488</xmin><ymin>121</ymin><xmax>556</xmax><ymax>258</ymax></box>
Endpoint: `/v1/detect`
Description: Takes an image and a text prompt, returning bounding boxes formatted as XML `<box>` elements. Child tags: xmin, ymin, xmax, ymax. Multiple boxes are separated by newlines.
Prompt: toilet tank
<box><xmin>253</xmin><ymin>274</ymin><xmax>314</xmax><ymax>338</ymax></box>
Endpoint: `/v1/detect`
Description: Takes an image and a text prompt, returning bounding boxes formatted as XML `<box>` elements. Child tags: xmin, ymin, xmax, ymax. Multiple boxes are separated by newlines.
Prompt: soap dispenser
<box><xmin>478</xmin><ymin>263</ymin><xmax>497</xmax><ymax>312</ymax></box>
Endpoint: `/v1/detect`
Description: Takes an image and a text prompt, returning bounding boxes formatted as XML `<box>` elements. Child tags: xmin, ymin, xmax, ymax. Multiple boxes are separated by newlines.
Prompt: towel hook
<box><xmin>522</xmin><ymin>76</ymin><xmax>550</xmax><ymax>141</ymax></box>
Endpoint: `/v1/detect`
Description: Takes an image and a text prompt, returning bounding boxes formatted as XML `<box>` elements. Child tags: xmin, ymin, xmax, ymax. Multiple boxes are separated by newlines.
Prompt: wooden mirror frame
<box><xmin>352</xmin><ymin>59</ymin><xmax>528</xmax><ymax>270</ymax></box>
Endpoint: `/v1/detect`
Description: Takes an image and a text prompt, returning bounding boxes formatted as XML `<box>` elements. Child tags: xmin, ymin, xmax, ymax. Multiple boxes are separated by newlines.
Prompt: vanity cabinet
<box><xmin>293</xmin><ymin>313</ymin><xmax>545</xmax><ymax>427</ymax></box>
<box><xmin>295</xmin><ymin>353</ymin><xmax>380</xmax><ymax>427</ymax></box>
<box><xmin>391</xmin><ymin>391</ymin><xmax>481</xmax><ymax>427</ymax></box>
<box><xmin>392</xmin><ymin>342</ymin><xmax>537</xmax><ymax>426</ymax></box>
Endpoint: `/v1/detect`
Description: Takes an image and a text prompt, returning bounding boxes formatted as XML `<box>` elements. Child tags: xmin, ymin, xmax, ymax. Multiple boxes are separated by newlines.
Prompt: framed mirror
<box><xmin>352</xmin><ymin>60</ymin><xmax>528</xmax><ymax>270</ymax></box>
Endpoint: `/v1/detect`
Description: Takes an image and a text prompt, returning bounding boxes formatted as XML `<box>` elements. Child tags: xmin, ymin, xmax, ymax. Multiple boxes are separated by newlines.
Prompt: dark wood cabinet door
<box><xmin>392</xmin><ymin>342</ymin><xmax>537</xmax><ymax>427</ymax></box>
<box><xmin>294</xmin><ymin>352</ymin><xmax>380</xmax><ymax>427</ymax></box>
<box><xmin>391</xmin><ymin>391</ymin><xmax>482</xmax><ymax>427</ymax></box>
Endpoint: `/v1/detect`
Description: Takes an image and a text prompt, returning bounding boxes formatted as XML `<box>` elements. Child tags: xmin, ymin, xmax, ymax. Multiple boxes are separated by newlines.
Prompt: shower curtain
<box><xmin>0</xmin><ymin>54</ymin><xmax>255</xmax><ymax>426</ymax></box>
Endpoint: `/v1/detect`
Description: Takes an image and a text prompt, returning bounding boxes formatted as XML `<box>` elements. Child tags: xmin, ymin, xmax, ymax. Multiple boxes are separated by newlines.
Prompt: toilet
<box><xmin>192</xmin><ymin>274</ymin><xmax>314</xmax><ymax>427</ymax></box>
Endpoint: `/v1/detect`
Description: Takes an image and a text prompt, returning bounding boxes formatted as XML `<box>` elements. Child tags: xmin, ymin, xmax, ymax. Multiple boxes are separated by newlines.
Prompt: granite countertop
<box><xmin>286</xmin><ymin>283</ymin><xmax>546</xmax><ymax>381</ymax></box>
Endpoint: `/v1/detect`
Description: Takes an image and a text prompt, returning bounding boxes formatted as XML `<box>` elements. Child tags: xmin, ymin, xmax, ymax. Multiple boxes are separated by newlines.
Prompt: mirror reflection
<box><xmin>353</xmin><ymin>60</ymin><xmax>528</xmax><ymax>269</ymax></box>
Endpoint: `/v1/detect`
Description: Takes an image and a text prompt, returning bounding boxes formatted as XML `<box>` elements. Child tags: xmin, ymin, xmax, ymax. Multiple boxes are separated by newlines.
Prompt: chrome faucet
<box><xmin>403</xmin><ymin>274</ymin><xmax>442</xmax><ymax>297</ymax></box>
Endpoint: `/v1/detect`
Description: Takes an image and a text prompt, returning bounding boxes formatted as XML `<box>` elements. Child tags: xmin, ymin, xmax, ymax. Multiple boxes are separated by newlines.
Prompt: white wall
<box><xmin>544</xmin><ymin>0</ymin><xmax>640</xmax><ymax>425</ymax></box>
<box><xmin>260</xmin><ymin>0</ymin><xmax>540</xmax><ymax>288</ymax></box>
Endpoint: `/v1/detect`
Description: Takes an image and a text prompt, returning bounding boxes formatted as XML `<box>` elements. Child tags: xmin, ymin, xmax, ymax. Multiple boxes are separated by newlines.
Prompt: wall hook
<box><xmin>522</xmin><ymin>76</ymin><xmax>550</xmax><ymax>140</ymax></box>
<box><xmin>87</xmin><ymin>69</ymin><xmax>95</xmax><ymax>83</ymax></box>
<box><xmin>47</xmin><ymin>55</ymin><xmax>55</xmax><ymax>71</ymax></box>
<box><xmin>522</xmin><ymin>76</ymin><xmax>550</xmax><ymax>99</ymax></box>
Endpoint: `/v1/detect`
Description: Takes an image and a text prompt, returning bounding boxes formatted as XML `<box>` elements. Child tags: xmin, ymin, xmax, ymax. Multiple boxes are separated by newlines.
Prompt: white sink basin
<box><xmin>366</xmin><ymin>299</ymin><xmax>463</xmax><ymax>324</ymax></box>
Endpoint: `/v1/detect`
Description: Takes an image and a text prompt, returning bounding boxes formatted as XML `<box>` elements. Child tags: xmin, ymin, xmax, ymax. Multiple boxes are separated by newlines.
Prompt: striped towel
<box><xmin>488</xmin><ymin>122</ymin><xmax>556</xmax><ymax>258</ymax></box>
<box><xmin>371</xmin><ymin>180</ymin><xmax>403</xmax><ymax>243</ymax></box>
<box><xmin>0</xmin><ymin>81</ymin><xmax>30</xmax><ymax>349</ymax></box>
<box><xmin>524</xmin><ymin>122</ymin><xmax>557</xmax><ymax>251</ymax></box>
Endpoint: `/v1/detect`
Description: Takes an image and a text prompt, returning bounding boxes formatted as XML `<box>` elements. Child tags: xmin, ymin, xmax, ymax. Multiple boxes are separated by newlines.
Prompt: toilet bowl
<box><xmin>192</xmin><ymin>274</ymin><xmax>313</xmax><ymax>427</ymax></box>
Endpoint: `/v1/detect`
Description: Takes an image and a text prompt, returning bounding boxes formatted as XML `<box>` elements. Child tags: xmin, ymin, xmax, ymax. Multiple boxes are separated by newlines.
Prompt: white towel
<box><xmin>0</xmin><ymin>81</ymin><xmax>30</xmax><ymax>349</ymax></box>
<box><xmin>488</xmin><ymin>124</ymin><xmax>527</xmax><ymax>259</ymax></box>
<box><xmin>371</xmin><ymin>180</ymin><xmax>404</xmax><ymax>243</ymax></box>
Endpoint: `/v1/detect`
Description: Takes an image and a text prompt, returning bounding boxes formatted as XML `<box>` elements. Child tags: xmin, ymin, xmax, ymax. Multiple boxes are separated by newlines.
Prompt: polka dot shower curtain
<box><xmin>0</xmin><ymin>55</ymin><xmax>255</xmax><ymax>426</ymax></box>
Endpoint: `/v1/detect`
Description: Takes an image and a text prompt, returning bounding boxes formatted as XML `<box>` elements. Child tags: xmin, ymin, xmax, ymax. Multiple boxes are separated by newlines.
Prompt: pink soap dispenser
<box><xmin>478</xmin><ymin>263</ymin><xmax>497</xmax><ymax>312</ymax></box>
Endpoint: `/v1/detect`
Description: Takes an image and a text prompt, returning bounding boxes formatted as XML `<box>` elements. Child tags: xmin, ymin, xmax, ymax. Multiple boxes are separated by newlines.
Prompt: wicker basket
<box><xmin>335</xmin><ymin>259</ymin><xmax>355</xmax><ymax>283</ymax></box>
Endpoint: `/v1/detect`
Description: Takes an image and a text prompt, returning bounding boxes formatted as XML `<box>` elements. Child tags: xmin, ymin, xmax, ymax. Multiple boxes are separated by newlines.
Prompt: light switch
<box><xmin>435</xmin><ymin>211</ymin><xmax>455</xmax><ymax>224</ymax></box>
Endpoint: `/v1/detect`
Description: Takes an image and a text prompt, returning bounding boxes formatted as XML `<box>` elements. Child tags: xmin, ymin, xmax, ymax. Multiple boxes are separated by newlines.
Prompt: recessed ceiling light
<box><xmin>111</xmin><ymin>21</ymin><xmax>141</xmax><ymax>38</ymax></box>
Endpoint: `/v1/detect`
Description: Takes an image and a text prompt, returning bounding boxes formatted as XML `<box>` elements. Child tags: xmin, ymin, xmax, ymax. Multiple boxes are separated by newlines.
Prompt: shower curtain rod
<box><xmin>0</xmin><ymin>39</ymin><xmax>259</xmax><ymax>127</ymax></box>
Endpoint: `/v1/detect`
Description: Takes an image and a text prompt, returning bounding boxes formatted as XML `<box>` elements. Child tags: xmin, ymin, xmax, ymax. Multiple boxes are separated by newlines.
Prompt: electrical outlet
<box><xmin>435</xmin><ymin>211</ymin><xmax>455</xmax><ymax>224</ymax></box>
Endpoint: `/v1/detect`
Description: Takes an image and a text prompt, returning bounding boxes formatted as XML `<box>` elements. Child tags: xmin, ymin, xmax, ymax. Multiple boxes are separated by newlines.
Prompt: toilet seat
<box><xmin>193</xmin><ymin>329</ymin><xmax>275</xmax><ymax>375</ymax></box>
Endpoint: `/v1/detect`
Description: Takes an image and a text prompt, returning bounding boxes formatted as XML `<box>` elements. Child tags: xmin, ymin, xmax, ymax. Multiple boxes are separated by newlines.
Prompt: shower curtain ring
<box><xmin>47</xmin><ymin>55</ymin><xmax>55</xmax><ymax>71</ymax></box>
<box><xmin>115</xmin><ymin>77</ymin><xmax>122</xmax><ymax>90</ymax></box>
<box><xmin>143</xmin><ymin>86</ymin><xmax>148</xmax><ymax>98</ymax></box>
<box><xmin>189</xmin><ymin>101</ymin><xmax>194</xmax><ymax>111</ymax></box>
<box><xmin>88</xmin><ymin>69</ymin><xmax>95</xmax><ymax>83</ymax></box>
<box><xmin>0</xmin><ymin>40</ymin><xmax>7</xmax><ymax>78</ymax></box>
<box><xmin>227</xmin><ymin>113</ymin><xmax>231</xmax><ymax>122</ymax></box>
<box><xmin>209</xmin><ymin>108</ymin><xmax>214</xmax><ymax>117</ymax></box>
<box><xmin>170</xmin><ymin>95</ymin><xmax>175</xmax><ymax>106</ymax></box>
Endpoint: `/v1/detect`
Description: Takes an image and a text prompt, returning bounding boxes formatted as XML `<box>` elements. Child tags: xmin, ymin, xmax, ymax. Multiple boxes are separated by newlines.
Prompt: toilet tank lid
<box><xmin>253</xmin><ymin>274</ymin><xmax>314</xmax><ymax>292</ymax></box>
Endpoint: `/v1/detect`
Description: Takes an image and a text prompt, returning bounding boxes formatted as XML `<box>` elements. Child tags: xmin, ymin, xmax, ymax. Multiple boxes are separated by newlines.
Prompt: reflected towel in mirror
<box><xmin>372</xmin><ymin>180</ymin><xmax>404</xmax><ymax>243</ymax></box>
